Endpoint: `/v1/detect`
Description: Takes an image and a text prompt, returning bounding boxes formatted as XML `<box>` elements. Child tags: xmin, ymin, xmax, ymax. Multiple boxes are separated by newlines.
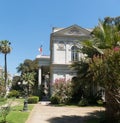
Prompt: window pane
<box><xmin>71</xmin><ymin>46</ymin><xmax>78</xmax><ymax>61</ymax></box>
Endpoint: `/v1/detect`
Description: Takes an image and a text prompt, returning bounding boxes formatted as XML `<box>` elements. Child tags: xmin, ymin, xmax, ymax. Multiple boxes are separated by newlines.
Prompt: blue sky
<box><xmin>0</xmin><ymin>0</ymin><xmax>120</xmax><ymax>75</ymax></box>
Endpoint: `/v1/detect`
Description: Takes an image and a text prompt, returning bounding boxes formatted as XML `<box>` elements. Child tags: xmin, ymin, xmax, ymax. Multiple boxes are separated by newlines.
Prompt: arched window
<box><xmin>71</xmin><ymin>46</ymin><xmax>78</xmax><ymax>61</ymax></box>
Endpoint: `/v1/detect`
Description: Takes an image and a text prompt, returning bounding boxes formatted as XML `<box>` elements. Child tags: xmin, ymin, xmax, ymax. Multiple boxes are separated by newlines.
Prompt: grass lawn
<box><xmin>0</xmin><ymin>98</ymin><xmax>34</xmax><ymax>123</ymax></box>
<box><xmin>0</xmin><ymin>98</ymin><xmax>7</xmax><ymax>106</ymax></box>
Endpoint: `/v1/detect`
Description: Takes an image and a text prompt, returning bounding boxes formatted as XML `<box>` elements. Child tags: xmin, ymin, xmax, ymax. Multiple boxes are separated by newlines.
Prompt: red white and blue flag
<box><xmin>39</xmin><ymin>45</ymin><xmax>42</xmax><ymax>54</ymax></box>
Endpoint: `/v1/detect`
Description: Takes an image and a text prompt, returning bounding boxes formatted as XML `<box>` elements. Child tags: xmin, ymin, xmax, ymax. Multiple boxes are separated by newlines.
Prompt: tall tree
<box><xmin>72</xmin><ymin>16</ymin><xmax>120</xmax><ymax>122</ymax></box>
<box><xmin>91</xmin><ymin>18</ymin><xmax>120</xmax><ymax>123</ymax></box>
<box><xmin>92</xmin><ymin>17</ymin><xmax>120</xmax><ymax>49</ymax></box>
<box><xmin>17</xmin><ymin>59</ymin><xmax>39</xmax><ymax>74</ymax></box>
<box><xmin>82</xmin><ymin>17</ymin><xmax>120</xmax><ymax>123</ymax></box>
<box><xmin>22</xmin><ymin>72</ymin><xmax>35</xmax><ymax>95</ymax></box>
<box><xmin>89</xmin><ymin>49</ymin><xmax>120</xmax><ymax>123</ymax></box>
<box><xmin>0</xmin><ymin>40</ymin><xmax>12</xmax><ymax>90</ymax></box>
<box><xmin>16</xmin><ymin>59</ymin><xmax>39</xmax><ymax>95</ymax></box>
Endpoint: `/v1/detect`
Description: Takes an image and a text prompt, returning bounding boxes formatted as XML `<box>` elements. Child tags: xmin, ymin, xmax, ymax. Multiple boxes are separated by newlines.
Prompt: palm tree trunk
<box><xmin>4</xmin><ymin>54</ymin><xmax>7</xmax><ymax>91</ymax></box>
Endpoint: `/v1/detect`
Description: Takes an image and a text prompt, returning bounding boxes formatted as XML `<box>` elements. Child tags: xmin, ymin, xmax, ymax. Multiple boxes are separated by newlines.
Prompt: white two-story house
<box><xmin>36</xmin><ymin>24</ymin><xmax>92</xmax><ymax>95</ymax></box>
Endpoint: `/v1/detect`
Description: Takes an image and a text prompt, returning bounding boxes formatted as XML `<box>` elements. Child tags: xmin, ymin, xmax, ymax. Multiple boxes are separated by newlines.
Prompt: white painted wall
<box><xmin>53</xmin><ymin>42</ymin><xmax>66</xmax><ymax>64</ymax></box>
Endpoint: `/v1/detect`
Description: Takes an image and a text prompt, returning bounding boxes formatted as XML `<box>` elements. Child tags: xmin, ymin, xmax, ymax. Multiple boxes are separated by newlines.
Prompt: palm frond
<box><xmin>92</xmin><ymin>45</ymin><xmax>104</xmax><ymax>54</ymax></box>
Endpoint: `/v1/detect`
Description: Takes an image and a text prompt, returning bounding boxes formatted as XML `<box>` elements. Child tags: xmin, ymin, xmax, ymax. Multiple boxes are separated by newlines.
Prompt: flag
<box><xmin>39</xmin><ymin>45</ymin><xmax>42</xmax><ymax>54</ymax></box>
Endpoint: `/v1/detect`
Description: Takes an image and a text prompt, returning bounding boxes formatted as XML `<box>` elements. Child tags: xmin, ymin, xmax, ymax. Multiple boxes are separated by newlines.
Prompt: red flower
<box><xmin>113</xmin><ymin>46</ymin><xmax>120</xmax><ymax>51</ymax></box>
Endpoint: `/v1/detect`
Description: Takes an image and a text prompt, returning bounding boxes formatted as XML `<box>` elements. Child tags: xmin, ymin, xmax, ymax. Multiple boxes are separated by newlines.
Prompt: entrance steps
<box><xmin>39</xmin><ymin>101</ymin><xmax>51</xmax><ymax>105</ymax></box>
<box><xmin>39</xmin><ymin>96</ymin><xmax>51</xmax><ymax>105</ymax></box>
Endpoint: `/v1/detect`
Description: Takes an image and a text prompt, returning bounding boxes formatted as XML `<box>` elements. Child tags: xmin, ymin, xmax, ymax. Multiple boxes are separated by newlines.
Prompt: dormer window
<box><xmin>71</xmin><ymin>46</ymin><xmax>79</xmax><ymax>61</ymax></box>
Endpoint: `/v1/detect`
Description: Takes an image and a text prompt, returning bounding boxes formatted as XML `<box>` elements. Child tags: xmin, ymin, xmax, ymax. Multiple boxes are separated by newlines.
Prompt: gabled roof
<box><xmin>51</xmin><ymin>24</ymin><xmax>92</xmax><ymax>37</ymax></box>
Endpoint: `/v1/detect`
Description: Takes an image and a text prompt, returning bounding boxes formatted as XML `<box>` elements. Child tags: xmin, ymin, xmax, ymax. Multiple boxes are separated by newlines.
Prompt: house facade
<box><xmin>36</xmin><ymin>25</ymin><xmax>92</xmax><ymax>96</ymax></box>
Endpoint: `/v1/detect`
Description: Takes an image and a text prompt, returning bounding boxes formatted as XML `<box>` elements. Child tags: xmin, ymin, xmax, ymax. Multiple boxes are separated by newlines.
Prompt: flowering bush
<box><xmin>51</xmin><ymin>78</ymin><xmax>73</xmax><ymax>104</ymax></box>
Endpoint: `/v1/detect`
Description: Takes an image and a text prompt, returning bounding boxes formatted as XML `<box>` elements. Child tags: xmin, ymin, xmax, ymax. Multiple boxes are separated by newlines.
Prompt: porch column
<box><xmin>52</xmin><ymin>44</ymin><xmax>55</xmax><ymax>63</ymax></box>
<box><xmin>38</xmin><ymin>67</ymin><xmax>42</xmax><ymax>88</ymax></box>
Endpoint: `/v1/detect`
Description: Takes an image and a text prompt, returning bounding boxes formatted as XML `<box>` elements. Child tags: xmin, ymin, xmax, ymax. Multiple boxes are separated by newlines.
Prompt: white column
<box><xmin>65</xmin><ymin>42</ymin><xmax>67</xmax><ymax>64</ymax></box>
<box><xmin>38</xmin><ymin>67</ymin><xmax>42</xmax><ymax>88</ymax></box>
<box><xmin>52</xmin><ymin>43</ymin><xmax>55</xmax><ymax>63</ymax></box>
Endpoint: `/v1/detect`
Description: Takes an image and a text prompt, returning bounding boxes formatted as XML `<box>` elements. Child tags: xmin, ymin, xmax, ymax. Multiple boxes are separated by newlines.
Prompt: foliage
<box><xmin>21</xmin><ymin>72</ymin><xmax>35</xmax><ymax>96</ymax></box>
<box><xmin>80</xmin><ymin>16</ymin><xmax>120</xmax><ymax>122</ymax></box>
<box><xmin>0</xmin><ymin>98</ymin><xmax>7</xmax><ymax>103</ymax></box>
<box><xmin>0</xmin><ymin>75</ymin><xmax>5</xmax><ymax>87</ymax></box>
<box><xmin>17</xmin><ymin>59</ymin><xmax>39</xmax><ymax>74</ymax></box>
<box><xmin>70</xmin><ymin>76</ymin><xmax>84</xmax><ymax>102</ymax></box>
<box><xmin>0</xmin><ymin>105</ymin><xmax>11</xmax><ymax>123</ymax></box>
<box><xmin>97</xmin><ymin>100</ymin><xmax>103</xmax><ymax>106</ymax></box>
<box><xmin>50</xmin><ymin>95</ymin><xmax>60</xmax><ymax>104</ymax></box>
<box><xmin>90</xmin><ymin>50</ymin><xmax>120</xmax><ymax>122</ymax></box>
<box><xmin>22</xmin><ymin>72</ymin><xmax>35</xmax><ymax>86</ymax></box>
<box><xmin>11</xmin><ymin>75</ymin><xmax>22</xmax><ymax>91</ymax></box>
<box><xmin>78</xmin><ymin>98</ymin><xmax>88</xmax><ymax>106</ymax></box>
<box><xmin>0</xmin><ymin>98</ymin><xmax>7</xmax><ymax>107</ymax></box>
<box><xmin>51</xmin><ymin>78</ymin><xmax>73</xmax><ymax>104</ymax></box>
<box><xmin>0</xmin><ymin>99</ymin><xmax>13</xmax><ymax>123</ymax></box>
<box><xmin>7</xmin><ymin>90</ymin><xmax>20</xmax><ymax>98</ymax></box>
<box><xmin>71</xmin><ymin>60</ymin><xmax>102</xmax><ymax>104</ymax></box>
<box><xmin>0</xmin><ymin>86</ymin><xmax>6</xmax><ymax>98</ymax></box>
<box><xmin>16</xmin><ymin>59</ymin><xmax>39</xmax><ymax>96</ymax></box>
<box><xmin>0</xmin><ymin>40</ymin><xmax>12</xmax><ymax>91</ymax></box>
<box><xmin>0</xmin><ymin>99</ymin><xmax>34</xmax><ymax>123</ymax></box>
<box><xmin>71</xmin><ymin>16</ymin><xmax>120</xmax><ymax>122</ymax></box>
<box><xmin>0</xmin><ymin>40</ymin><xmax>11</xmax><ymax>54</ymax></box>
<box><xmin>87</xmin><ymin>91</ymin><xmax>103</xmax><ymax>105</ymax></box>
<box><xmin>27</xmin><ymin>96</ymin><xmax>39</xmax><ymax>104</ymax></box>
<box><xmin>91</xmin><ymin>17</ymin><xmax>120</xmax><ymax>49</ymax></box>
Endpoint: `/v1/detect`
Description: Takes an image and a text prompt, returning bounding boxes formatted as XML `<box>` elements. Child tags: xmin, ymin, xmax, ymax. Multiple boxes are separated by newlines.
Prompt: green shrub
<box><xmin>97</xmin><ymin>100</ymin><xmax>103</xmax><ymax>106</ymax></box>
<box><xmin>86</xmin><ymin>90</ymin><xmax>103</xmax><ymax>105</ymax></box>
<box><xmin>0</xmin><ymin>105</ymin><xmax>11</xmax><ymax>122</ymax></box>
<box><xmin>28</xmin><ymin>96</ymin><xmax>39</xmax><ymax>104</ymax></box>
<box><xmin>78</xmin><ymin>98</ymin><xmax>88</xmax><ymax>106</ymax></box>
<box><xmin>7</xmin><ymin>90</ymin><xmax>20</xmax><ymax>98</ymax></box>
<box><xmin>50</xmin><ymin>96</ymin><xmax>59</xmax><ymax>104</ymax></box>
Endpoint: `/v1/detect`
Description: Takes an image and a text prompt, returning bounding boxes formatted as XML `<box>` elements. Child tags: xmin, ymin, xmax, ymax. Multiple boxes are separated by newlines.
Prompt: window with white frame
<box><xmin>71</xmin><ymin>46</ymin><xmax>79</xmax><ymax>61</ymax></box>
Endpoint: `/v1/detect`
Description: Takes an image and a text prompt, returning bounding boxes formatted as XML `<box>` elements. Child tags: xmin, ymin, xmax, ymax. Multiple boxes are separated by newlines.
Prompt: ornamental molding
<box><xmin>65</xmin><ymin>27</ymin><xmax>86</xmax><ymax>36</ymax></box>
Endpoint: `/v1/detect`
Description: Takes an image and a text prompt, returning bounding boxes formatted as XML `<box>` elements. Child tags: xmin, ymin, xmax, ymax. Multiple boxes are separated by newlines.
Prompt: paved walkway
<box><xmin>26</xmin><ymin>101</ymin><xmax>105</xmax><ymax>123</ymax></box>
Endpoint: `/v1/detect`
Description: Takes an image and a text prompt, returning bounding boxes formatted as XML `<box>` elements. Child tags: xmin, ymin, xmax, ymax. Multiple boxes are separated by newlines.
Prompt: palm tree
<box><xmin>16</xmin><ymin>63</ymin><xmax>26</xmax><ymax>74</ymax></box>
<box><xmin>0</xmin><ymin>40</ymin><xmax>12</xmax><ymax>91</ymax></box>
<box><xmin>22</xmin><ymin>72</ymin><xmax>35</xmax><ymax>96</ymax></box>
<box><xmin>93</xmin><ymin>17</ymin><xmax>120</xmax><ymax>48</ymax></box>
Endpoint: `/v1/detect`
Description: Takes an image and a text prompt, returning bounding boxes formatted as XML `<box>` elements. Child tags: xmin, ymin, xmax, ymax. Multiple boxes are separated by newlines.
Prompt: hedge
<box><xmin>28</xmin><ymin>96</ymin><xmax>39</xmax><ymax>104</ymax></box>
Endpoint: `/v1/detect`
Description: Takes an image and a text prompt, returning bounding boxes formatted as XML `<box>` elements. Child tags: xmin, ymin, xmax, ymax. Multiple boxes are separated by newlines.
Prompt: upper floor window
<box><xmin>58</xmin><ymin>41</ymin><xmax>65</xmax><ymax>50</ymax></box>
<box><xmin>71</xmin><ymin>46</ymin><xmax>79</xmax><ymax>61</ymax></box>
